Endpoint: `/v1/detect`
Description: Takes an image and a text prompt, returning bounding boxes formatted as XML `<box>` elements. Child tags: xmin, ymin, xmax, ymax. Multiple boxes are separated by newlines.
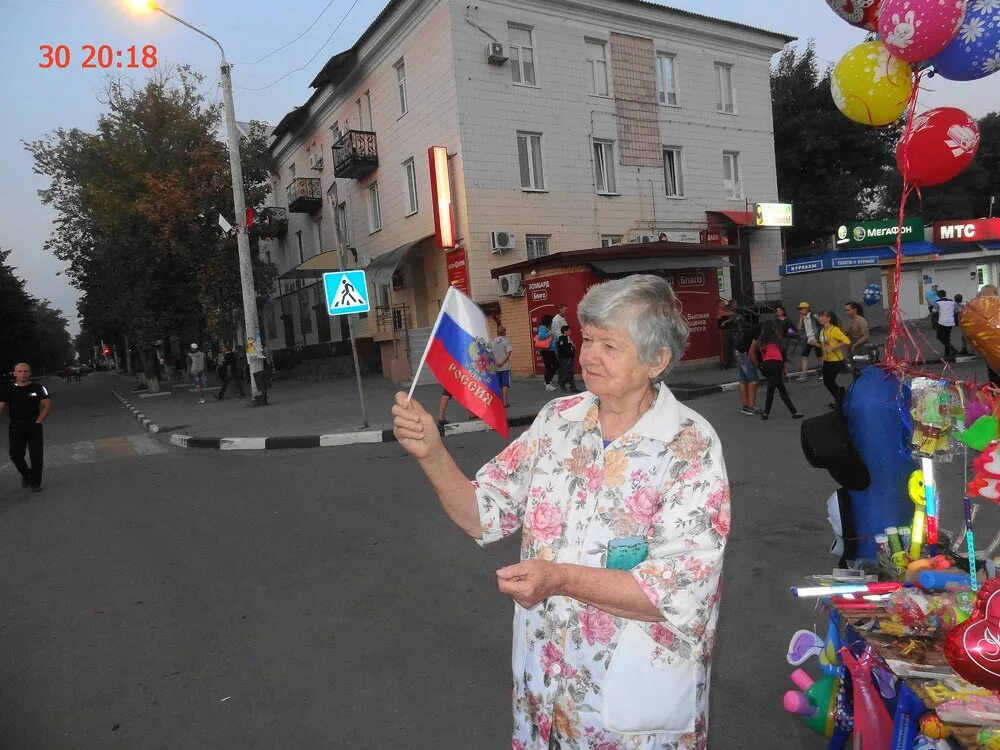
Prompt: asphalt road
<box><xmin>0</xmin><ymin>373</ymin><xmax>846</xmax><ymax>749</ymax></box>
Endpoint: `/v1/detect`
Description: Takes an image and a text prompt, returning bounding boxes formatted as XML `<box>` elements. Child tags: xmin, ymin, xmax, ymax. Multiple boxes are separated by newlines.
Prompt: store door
<box><xmin>282</xmin><ymin>314</ymin><xmax>295</xmax><ymax>349</ymax></box>
<box><xmin>899</xmin><ymin>269</ymin><xmax>923</xmax><ymax>320</ymax></box>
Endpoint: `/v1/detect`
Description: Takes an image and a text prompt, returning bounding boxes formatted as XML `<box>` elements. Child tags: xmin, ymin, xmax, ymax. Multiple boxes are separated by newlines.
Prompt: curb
<box><xmin>112</xmin><ymin>391</ymin><xmax>161</xmax><ymax>434</ymax></box>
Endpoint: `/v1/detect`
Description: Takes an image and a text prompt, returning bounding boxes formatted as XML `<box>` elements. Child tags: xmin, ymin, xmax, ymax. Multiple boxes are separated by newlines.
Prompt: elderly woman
<box><xmin>392</xmin><ymin>275</ymin><xmax>729</xmax><ymax>750</ymax></box>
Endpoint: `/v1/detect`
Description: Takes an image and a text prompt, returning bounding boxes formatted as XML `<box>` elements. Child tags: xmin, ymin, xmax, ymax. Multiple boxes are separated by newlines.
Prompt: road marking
<box><xmin>0</xmin><ymin>434</ymin><xmax>169</xmax><ymax>474</ymax></box>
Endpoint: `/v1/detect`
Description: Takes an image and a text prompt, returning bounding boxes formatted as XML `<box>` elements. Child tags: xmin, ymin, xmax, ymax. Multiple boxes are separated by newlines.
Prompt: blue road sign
<box><xmin>323</xmin><ymin>270</ymin><xmax>370</xmax><ymax>316</ymax></box>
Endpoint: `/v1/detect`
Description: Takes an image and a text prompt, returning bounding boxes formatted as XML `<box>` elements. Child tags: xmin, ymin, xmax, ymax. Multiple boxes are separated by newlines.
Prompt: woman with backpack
<box><xmin>758</xmin><ymin>320</ymin><xmax>803</xmax><ymax>421</ymax></box>
<box><xmin>535</xmin><ymin>314</ymin><xmax>558</xmax><ymax>391</ymax></box>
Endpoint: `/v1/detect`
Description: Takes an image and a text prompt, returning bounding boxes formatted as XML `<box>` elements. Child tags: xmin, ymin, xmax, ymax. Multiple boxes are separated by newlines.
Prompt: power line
<box><xmin>234</xmin><ymin>0</ymin><xmax>362</xmax><ymax>92</ymax></box>
<box><xmin>233</xmin><ymin>0</ymin><xmax>338</xmax><ymax>67</ymax></box>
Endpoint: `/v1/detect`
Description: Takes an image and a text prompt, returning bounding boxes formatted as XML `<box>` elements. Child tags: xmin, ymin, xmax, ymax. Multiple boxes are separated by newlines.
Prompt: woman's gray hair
<box><xmin>577</xmin><ymin>274</ymin><xmax>689</xmax><ymax>382</ymax></box>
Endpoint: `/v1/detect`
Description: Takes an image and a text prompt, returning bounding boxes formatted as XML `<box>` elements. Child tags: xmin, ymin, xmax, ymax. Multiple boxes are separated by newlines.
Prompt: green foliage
<box><xmin>0</xmin><ymin>249</ymin><xmax>73</xmax><ymax>372</ymax></box>
<box><xmin>879</xmin><ymin>111</ymin><xmax>1000</xmax><ymax>220</ymax></box>
<box><xmin>25</xmin><ymin>66</ymin><xmax>277</xmax><ymax>350</ymax></box>
<box><xmin>771</xmin><ymin>43</ymin><xmax>899</xmax><ymax>252</ymax></box>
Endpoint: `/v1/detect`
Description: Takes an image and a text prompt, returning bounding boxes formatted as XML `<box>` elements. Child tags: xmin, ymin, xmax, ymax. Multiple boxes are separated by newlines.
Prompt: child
<box><xmin>759</xmin><ymin>320</ymin><xmax>803</xmax><ymax>421</ymax></box>
<box><xmin>556</xmin><ymin>325</ymin><xmax>578</xmax><ymax>392</ymax></box>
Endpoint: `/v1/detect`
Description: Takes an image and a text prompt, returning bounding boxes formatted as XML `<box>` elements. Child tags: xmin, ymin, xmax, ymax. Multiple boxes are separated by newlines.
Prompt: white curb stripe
<box><xmin>170</xmin><ymin>434</ymin><xmax>190</xmax><ymax>448</ymax></box>
<box><xmin>220</xmin><ymin>437</ymin><xmax>267</xmax><ymax>451</ymax></box>
<box><xmin>319</xmin><ymin>431</ymin><xmax>383</xmax><ymax>447</ymax></box>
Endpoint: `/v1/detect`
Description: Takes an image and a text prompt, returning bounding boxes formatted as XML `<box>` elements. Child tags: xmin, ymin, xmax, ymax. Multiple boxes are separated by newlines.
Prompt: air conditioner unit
<box><xmin>631</xmin><ymin>235</ymin><xmax>653</xmax><ymax>244</ymax></box>
<box><xmin>491</xmin><ymin>230</ymin><xmax>516</xmax><ymax>253</ymax></box>
<box><xmin>657</xmin><ymin>231</ymin><xmax>669</xmax><ymax>242</ymax></box>
<box><xmin>308</xmin><ymin>153</ymin><xmax>324</xmax><ymax>170</ymax></box>
<box><xmin>498</xmin><ymin>272</ymin><xmax>524</xmax><ymax>297</ymax></box>
<box><xmin>486</xmin><ymin>42</ymin><xmax>508</xmax><ymax>65</ymax></box>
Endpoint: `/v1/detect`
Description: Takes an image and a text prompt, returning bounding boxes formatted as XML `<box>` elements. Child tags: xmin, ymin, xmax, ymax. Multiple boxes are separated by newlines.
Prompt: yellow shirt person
<box><xmin>820</xmin><ymin>325</ymin><xmax>851</xmax><ymax>362</ymax></box>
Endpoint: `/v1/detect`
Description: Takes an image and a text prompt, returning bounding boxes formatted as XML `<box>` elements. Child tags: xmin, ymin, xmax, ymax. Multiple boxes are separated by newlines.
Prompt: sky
<box><xmin>1</xmin><ymin>0</ymin><xmax>996</xmax><ymax>335</ymax></box>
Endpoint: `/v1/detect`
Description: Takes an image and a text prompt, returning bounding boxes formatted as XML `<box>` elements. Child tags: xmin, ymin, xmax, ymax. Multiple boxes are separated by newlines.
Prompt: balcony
<box><xmin>332</xmin><ymin>130</ymin><xmax>379</xmax><ymax>179</ymax></box>
<box><xmin>286</xmin><ymin>177</ymin><xmax>323</xmax><ymax>213</ymax></box>
<box><xmin>255</xmin><ymin>207</ymin><xmax>288</xmax><ymax>238</ymax></box>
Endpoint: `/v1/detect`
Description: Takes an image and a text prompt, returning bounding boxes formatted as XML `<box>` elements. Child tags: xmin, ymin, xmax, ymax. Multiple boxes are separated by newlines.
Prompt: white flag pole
<box><xmin>406</xmin><ymin>286</ymin><xmax>456</xmax><ymax>402</ymax></box>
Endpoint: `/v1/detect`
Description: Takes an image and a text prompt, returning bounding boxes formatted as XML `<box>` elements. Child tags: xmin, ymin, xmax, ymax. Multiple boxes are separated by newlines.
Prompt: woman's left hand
<box><xmin>496</xmin><ymin>560</ymin><xmax>565</xmax><ymax>608</ymax></box>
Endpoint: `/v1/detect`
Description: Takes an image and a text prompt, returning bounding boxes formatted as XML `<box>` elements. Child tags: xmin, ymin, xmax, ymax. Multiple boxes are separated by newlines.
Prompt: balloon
<box><xmin>930</xmin><ymin>0</ymin><xmax>1000</xmax><ymax>81</ymax></box>
<box><xmin>825</xmin><ymin>0</ymin><xmax>883</xmax><ymax>30</ymax></box>
<box><xmin>831</xmin><ymin>41</ymin><xmax>914</xmax><ymax>126</ymax></box>
<box><xmin>960</xmin><ymin>294</ymin><xmax>1000</xmax><ymax>372</ymax></box>
<box><xmin>897</xmin><ymin>107</ymin><xmax>980</xmax><ymax>187</ymax></box>
<box><xmin>863</xmin><ymin>283</ymin><xmax>883</xmax><ymax>306</ymax></box>
<box><xmin>841</xmin><ymin>645</ymin><xmax>895</xmax><ymax>750</ymax></box>
<box><xmin>879</xmin><ymin>0</ymin><xmax>968</xmax><ymax>62</ymax></box>
<box><xmin>944</xmin><ymin>577</ymin><xmax>1000</xmax><ymax>691</ymax></box>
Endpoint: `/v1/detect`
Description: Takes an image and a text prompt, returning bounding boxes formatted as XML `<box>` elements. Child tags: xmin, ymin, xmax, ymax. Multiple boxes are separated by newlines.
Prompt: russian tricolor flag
<box><xmin>416</xmin><ymin>287</ymin><xmax>509</xmax><ymax>437</ymax></box>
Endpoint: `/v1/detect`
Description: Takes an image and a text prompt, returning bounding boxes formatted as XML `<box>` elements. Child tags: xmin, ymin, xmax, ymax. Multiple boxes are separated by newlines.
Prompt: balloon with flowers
<box><xmin>831</xmin><ymin>41</ymin><xmax>914</xmax><ymax>126</ymax></box>
<box><xmin>930</xmin><ymin>0</ymin><xmax>1000</xmax><ymax>81</ymax></box>
<box><xmin>879</xmin><ymin>0</ymin><xmax>968</xmax><ymax>63</ymax></box>
<box><xmin>896</xmin><ymin>107</ymin><xmax>981</xmax><ymax>187</ymax></box>
<box><xmin>825</xmin><ymin>0</ymin><xmax>883</xmax><ymax>30</ymax></box>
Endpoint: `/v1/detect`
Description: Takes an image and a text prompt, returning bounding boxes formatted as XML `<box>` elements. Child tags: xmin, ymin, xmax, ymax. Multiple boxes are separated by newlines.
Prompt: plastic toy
<box><xmin>910</xmin><ymin>378</ymin><xmax>955</xmax><ymax>456</ymax></box>
<box><xmin>783</xmin><ymin>670</ymin><xmax>839</xmax><ymax>738</ymax></box>
<box><xmin>968</xmin><ymin>443</ymin><xmax>1000</xmax><ymax>505</ymax></box>
<box><xmin>944</xmin><ymin>577</ymin><xmax>1000</xmax><ymax>691</ymax></box>
<box><xmin>919</xmin><ymin>712</ymin><xmax>951</xmax><ymax>740</ymax></box>
<box><xmin>840</xmin><ymin>645</ymin><xmax>894</xmax><ymax>750</ymax></box>
<box><xmin>891</xmin><ymin>682</ymin><xmax>925</xmax><ymax>750</ymax></box>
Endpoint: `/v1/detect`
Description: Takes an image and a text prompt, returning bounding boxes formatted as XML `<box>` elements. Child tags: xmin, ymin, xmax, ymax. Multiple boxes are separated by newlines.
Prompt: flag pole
<box><xmin>406</xmin><ymin>287</ymin><xmax>456</xmax><ymax>402</ymax></box>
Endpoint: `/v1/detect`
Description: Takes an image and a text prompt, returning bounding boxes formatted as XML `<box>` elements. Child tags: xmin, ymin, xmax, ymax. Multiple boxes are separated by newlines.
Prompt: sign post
<box><xmin>323</xmin><ymin>267</ymin><xmax>370</xmax><ymax>428</ymax></box>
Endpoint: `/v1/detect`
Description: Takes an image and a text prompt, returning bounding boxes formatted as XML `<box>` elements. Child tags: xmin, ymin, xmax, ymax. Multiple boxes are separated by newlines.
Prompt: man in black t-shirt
<box><xmin>0</xmin><ymin>362</ymin><xmax>51</xmax><ymax>492</ymax></box>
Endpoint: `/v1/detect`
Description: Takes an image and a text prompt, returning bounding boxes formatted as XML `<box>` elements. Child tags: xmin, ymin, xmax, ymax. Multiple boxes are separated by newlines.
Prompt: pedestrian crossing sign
<box><xmin>323</xmin><ymin>270</ymin><xmax>370</xmax><ymax>316</ymax></box>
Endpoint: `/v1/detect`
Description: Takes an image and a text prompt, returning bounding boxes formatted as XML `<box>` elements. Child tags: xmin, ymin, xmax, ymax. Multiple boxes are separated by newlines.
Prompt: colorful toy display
<box><xmin>840</xmin><ymin>645</ymin><xmax>894</xmax><ymax>749</ymax></box>
<box><xmin>784</xmin><ymin>670</ymin><xmax>840</xmax><ymax>738</ymax></box>
<box><xmin>968</xmin><ymin>443</ymin><xmax>1000</xmax><ymax>504</ymax></box>
<box><xmin>944</xmin><ymin>577</ymin><xmax>1000</xmax><ymax>691</ymax></box>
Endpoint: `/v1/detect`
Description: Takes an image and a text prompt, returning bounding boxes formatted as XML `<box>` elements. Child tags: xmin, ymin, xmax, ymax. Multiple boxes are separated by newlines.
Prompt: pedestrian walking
<box><xmin>215</xmin><ymin>344</ymin><xmax>241</xmax><ymax>400</ymax></box>
<box><xmin>187</xmin><ymin>343</ymin><xmax>207</xmax><ymax>404</ymax></box>
<box><xmin>844</xmin><ymin>302</ymin><xmax>870</xmax><ymax>356</ymax></box>
<box><xmin>391</xmin><ymin>274</ymin><xmax>728</xmax><ymax>750</ymax></box>
<box><xmin>716</xmin><ymin>298</ymin><xmax>736</xmax><ymax>369</ymax></box>
<box><xmin>934</xmin><ymin>290</ymin><xmax>958</xmax><ymax>361</ymax></box>
<box><xmin>774</xmin><ymin>305</ymin><xmax>797</xmax><ymax>360</ymax></box>
<box><xmin>556</xmin><ymin>325</ymin><xmax>579</xmax><ymax>392</ymax></box>
<box><xmin>955</xmin><ymin>293</ymin><xmax>970</xmax><ymax>356</ymax></box>
<box><xmin>551</xmin><ymin>303</ymin><xmax>569</xmax><ymax>342</ymax></box>
<box><xmin>817</xmin><ymin>310</ymin><xmax>851</xmax><ymax>407</ymax></box>
<box><xmin>491</xmin><ymin>326</ymin><xmax>513</xmax><ymax>408</ymax></box>
<box><xmin>535</xmin><ymin>315</ymin><xmax>558</xmax><ymax>391</ymax></box>
<box><xmin>758</xmin><ymin>321</ymin><xmax>803</xmax><ymax>421</ymax></box>
<box><xmin>0</xmin><ymin>362</ymin><xmax>51</xmax><ymax>492</ymax></box>
<box><xmin>926</xmin><ymin>284</ymin><xmax>940</xmax><ymax>326</ymax></box>
<box><xmin>735</xmin><ymin>314</ymin><xmax>761</xmax><ymax>415</ymax></box>
<box><xmin>797</xmin><ymin>302</ymin><xmax>822</xmax><ymax>376</ymax></box>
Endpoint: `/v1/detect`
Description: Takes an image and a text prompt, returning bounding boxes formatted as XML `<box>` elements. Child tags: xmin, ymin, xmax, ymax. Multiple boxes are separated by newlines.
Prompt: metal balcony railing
<box><xmin>255</xmin><ymin>207</ymin><xmax>288</xmax><ymax>237</ymax></box>
<box><xmin>286</xmin><ymin>177</ymin><xmax>323</xmax><ymax>213</ymax></box>
<box><xmin>375</xmin><ymin>303</ymin><xmax>409</xmax><ymax>336</ymax></box>
<box><xmin>332</xmin><ymin>130</ymin><xmax>379</xmax><ymax>180</ymax></box>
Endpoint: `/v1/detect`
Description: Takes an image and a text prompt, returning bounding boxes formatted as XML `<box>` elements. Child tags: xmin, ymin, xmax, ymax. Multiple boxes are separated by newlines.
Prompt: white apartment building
<box><xmin>263</xmin><ymin>0</ymin><xmax>792</xmax><ymax>375</ymax></box>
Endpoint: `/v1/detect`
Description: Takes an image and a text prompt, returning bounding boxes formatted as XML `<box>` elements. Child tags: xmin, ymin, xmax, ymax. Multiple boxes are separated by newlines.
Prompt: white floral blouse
<box><xmin>474</xmin><ymin>384</ymin><xmax>729</xmax><ymax>750</ymax></box>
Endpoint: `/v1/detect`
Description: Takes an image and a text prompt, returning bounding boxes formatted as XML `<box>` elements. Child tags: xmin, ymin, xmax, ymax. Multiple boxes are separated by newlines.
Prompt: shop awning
<box><xmin>591</xmin><ymin>256</ymin><xmax>731</xmax><ymax>274</ymax></box>
<box><xmin>707</xmin><ymin>210</ymin><xmax>755</xmax><ymax>226</ymax></box>
<box><xmin>368</xmin><ymin>235</ymin><xmax>433</xmax><ymax>287</ymax></box>
<box><xmin>278</xmin><ymin>250</ymin><xmax>344</xmax><ymax>280</ymax></box>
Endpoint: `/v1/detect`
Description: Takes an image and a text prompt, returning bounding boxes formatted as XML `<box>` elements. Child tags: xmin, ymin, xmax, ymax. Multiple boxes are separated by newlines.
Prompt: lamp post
<box><xmin>130</xmin><ymin>0</ymin><xmax>264</xmax><ymax>401</ymax></box>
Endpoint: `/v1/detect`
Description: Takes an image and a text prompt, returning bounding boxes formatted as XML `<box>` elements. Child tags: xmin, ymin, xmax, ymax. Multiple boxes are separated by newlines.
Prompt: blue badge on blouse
<box><xmin>606</xmin><ymin>535</ymin><xmax>649</xmax><ymax>570</ymax></box>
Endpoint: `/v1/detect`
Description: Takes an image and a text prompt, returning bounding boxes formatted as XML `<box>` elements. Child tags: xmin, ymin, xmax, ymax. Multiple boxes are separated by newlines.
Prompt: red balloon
<box><xmin>896</xmin><ymin>107</ymin><xmax>980</xmax><ymax>188</ymax></box>
<box><xmin>944</xmin><ymin>578</ymin><xmax>1000</xmax><ymax>692</ymax></box>
<box><xmin>825</xmin><ymin>0</ymin><xmax>882</xmax><ymax>30</ymax></box>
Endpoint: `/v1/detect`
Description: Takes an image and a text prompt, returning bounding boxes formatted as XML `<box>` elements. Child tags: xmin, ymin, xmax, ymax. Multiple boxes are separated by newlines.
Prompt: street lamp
<box><xmin>127</xmin><ymin>1</ymin><xmax>265</xmax><ymax>401</ymax></box>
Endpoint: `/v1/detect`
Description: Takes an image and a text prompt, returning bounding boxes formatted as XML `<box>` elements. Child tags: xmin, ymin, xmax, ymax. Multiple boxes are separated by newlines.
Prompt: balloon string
<box><xmin>884</xmin><ymin>68</ymin><xmax>926</xmax><ymax>370</ymax></box>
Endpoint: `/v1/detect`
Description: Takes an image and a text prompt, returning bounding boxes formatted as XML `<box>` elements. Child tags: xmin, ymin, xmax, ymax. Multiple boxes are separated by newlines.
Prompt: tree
<box><xmin>26</xmin><ymin>67</ymin><xmax>276</xmax><ymax>390</ymax></box>
<box><xmin>771</xmin><ymin>43</ymin><xmax>899</xmax><ymax>253</ymax></box>
<box><xmin>0</xmin><ymin>249</ymin><xmax>73</xmax><ymax>374</ymax></box>
<box><xmin>878</xmin><ymin>111</ymin><xmax>1000</xmax><ymax>221</ymax></box>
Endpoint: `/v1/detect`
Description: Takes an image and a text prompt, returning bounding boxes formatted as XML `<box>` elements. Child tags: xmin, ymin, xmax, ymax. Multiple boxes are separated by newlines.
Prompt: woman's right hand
<box><xmin>392</xmin><ymin>392</ymin><xmax>443</xmax><ymax>461</ymax></box>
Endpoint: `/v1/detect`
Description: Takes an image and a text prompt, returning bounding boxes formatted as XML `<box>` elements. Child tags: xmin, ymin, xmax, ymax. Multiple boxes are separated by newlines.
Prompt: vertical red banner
<box><xmin>446</xmin><ymin>246</ymin><xmax>470</xmax><ymax>296</ymax></box>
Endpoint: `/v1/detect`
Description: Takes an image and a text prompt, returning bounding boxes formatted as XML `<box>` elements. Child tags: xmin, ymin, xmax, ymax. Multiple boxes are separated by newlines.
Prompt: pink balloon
<box><xmin>879</xmin><ymin>0</ymin><xmax>968</xmax><ymax>63</ymax></box>
<box><xmin>841</xmin><ymin>646</ymin><xmax>894</xmax><ymax>750</ymax></box>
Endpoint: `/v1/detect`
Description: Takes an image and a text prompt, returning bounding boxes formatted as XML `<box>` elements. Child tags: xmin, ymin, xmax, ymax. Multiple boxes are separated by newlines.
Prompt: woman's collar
<box><xmin>555</xmin><ymin>383</ymin><xmax>683</xmax><ymax>443</ymax></box>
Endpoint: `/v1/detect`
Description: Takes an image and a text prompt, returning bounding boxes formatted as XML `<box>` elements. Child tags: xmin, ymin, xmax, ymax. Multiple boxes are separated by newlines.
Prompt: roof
<box><xmin>271</xmin><ymin>0</ymin><xmax>793</xmax><ymax>145</ymax></box>
<box><xmin>491</xmin><ymin>240</ymin><xmax>737</xmax><ymax>278</ymax></box>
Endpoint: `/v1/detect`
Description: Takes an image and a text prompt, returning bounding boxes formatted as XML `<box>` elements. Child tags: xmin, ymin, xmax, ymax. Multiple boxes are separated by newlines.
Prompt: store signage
<box><xmin>446</xmin><ymin>246</ymin><xmax>469</xmax><ymax>295</ymax></box>
<box><xmin>835</xmin><ymin>217</ymin><xmax>923</xmax><ymax>249</ymax></box>
<box><xmin>831</xmin><ymin>256</ymin><xmax>879</xmax><ymax>269</ymax></box>
<box><xmin>933</xmin><ymin>218</ymin><xmax>1000</xmax><ymax>244</ymax></box>
<box><xmin>783</xmin><ymin>260</ymin><xmax>823</xmax><ymax>275</ymax></box>
<box><xmin>428</xmin><ymin>146</ymin><xmax>455</xmax><ymax>248</ymax></box>
<box><xmin>755</xmin><ymin>202</ymin><xmax>793</xmax><ymax>227</ymax></box>
<box><xmin>700</xmin><ymin>229</ymin><xmax>729</xmax><ymax>245</ymax></box>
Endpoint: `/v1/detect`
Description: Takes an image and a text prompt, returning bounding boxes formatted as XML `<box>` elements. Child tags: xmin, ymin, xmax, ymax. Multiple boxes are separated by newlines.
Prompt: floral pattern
<box><xmin>475</xmin><ymin>384</ymin><xmax>729</xmax><ymax>749</ymax></box>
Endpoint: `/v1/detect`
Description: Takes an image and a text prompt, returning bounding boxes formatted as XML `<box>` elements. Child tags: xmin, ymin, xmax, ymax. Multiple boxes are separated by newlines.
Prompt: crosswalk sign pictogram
<box><xmin>323</xmin><ymin>270</ymin><xmax>370</xmax><ymax>316</ymax></box>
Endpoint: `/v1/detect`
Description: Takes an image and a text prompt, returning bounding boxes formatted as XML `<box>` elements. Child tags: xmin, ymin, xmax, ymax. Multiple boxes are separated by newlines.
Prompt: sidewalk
<box><xmin>111</xmin><ymin>319</ymin><xmax>982</xmax><ymax>449</ymax></box>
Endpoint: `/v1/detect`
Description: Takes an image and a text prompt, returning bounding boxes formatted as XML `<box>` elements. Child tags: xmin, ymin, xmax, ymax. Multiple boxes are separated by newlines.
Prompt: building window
<box><xmin>723</xmin><ymin>151</ymin><xmax>741</xmax><ymax>199</ymax></box>
<box><xmin>357</xmin><ymin>91</ymin><xmax>372</xmax><ymax>130</ymax></box>
<box><xmin>375</xmin><ymin>282</ymin><xmax>390</xmax><ymax>309</ymax></box>
<box><xmin>509</xmin><ymin>25</ymin><xmax>536</xmax><ymax>86</ymax></box>
<box><xmin>663</xmin><ymin>148</ymin><xmax>684</xmax><ymax>197</ymax></box>
<box><xmin>368</xmin><ymin>182</ymin><xmax>381</xmax><ymax>232</ymax></box>
<box><xmin>394</xmin><ymin>59</ymin><xmax>408</xmax><ymax>117</ymax></box>
<box><xmin>715</xmin><ymin>63</ymin><xmax>735</xmax><ymax>113</ymax></box>
<box><xmin>295</xmin><ymin>230</ymin><xmax>304</xmax><ymax>264</ymax></box>
<box><xmin>586</xmin><ymin>39</ymin><xmax>609</xmax><ymax>96</ymax></box>
<box><xmin>593</xmin><ymin>140</ymin><xmax>617</xmax><ymax>195</ymax></box>
<box><xmin>516</xmin><ymin>132</ymin><xmax>545</xmax><ymax>190</ymax></box>
<box><xmin>403</xmin><ymin>158</ymin><xmax>418</xmax><ymax>215</ymax></box>
<box><xmin>299</xmin><ymin>288</ymin><xmax>313</xmax><ymax>335</ymax></box>
<box><xmin>336</xmin><ymin>201</ymin><xmax>350</xmax><ymax>247</ymax></box>
<box><xmin>289</xmin><ymin>163</ymin><xmax>296</xmax><ymax>179</ymax></box>
<box><xmin>656</xmin><ymin>53</ymin><xmax>678</xmax><ymax>105</ymax></box>
<box><xmin>330</xmin><ymin>120</ymin><xmax>341</xmax><ymax>140</ymax></box>
<box><xmin>526</xmin><ymin>235</ymin><xmax>549</xmax><ymax>260</ymax></box>
<box><xmin>601</xmin><ymin>235</ymin><xmax>623</xmax><ymax>247</ymax></box>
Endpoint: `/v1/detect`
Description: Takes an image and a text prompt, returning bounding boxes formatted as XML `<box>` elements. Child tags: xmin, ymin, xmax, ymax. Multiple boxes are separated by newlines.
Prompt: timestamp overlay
<box><xmin>39</xmin><ymin>44</ymin><xmax>158</xmax><ymax>69</ymax></box>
